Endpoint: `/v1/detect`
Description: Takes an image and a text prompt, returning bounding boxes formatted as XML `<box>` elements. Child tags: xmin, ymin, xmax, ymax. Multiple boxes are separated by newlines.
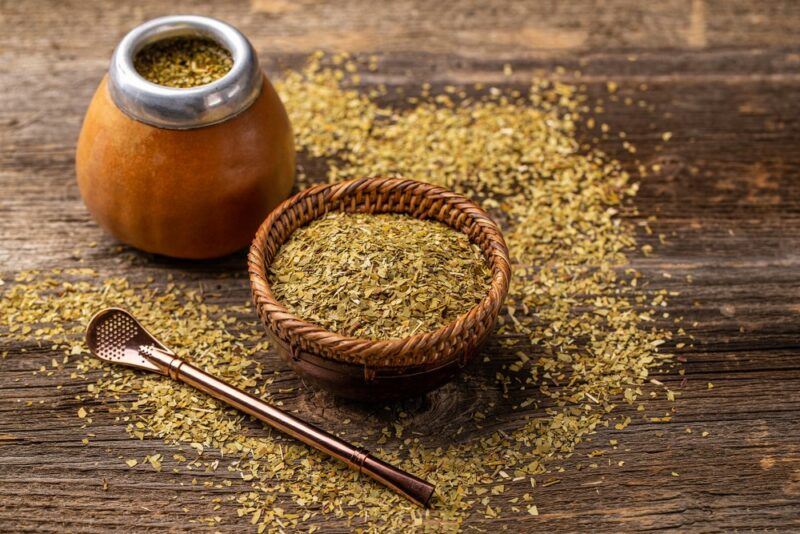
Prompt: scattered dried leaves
<box><xmin>0</xmin><ymin>53</ymin><xmax>689</xmax><ymax>531</ymax></box>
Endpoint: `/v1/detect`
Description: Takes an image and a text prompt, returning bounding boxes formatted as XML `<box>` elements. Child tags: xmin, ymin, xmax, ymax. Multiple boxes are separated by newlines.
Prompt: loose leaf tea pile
<box><xmin>269</xmin><ymin>212</ymin><xmax>492</xmax><ymax>340</ymax></box>
<box><xmin>0</xmin><ymin>54</ymin><xmax>694</xmax><ymax>531</ymax></box>
<box><xmin>134</xmin><ymin>37</ymin><xmax>233</xmax><ymax>88</ymax></box>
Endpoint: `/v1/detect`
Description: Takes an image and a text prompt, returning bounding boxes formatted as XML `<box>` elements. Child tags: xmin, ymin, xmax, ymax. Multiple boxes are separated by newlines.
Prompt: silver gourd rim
<box><xmin>108</xmin><ymin>15</ymin><xmax>262</xmax><ymax>130</ymax></box>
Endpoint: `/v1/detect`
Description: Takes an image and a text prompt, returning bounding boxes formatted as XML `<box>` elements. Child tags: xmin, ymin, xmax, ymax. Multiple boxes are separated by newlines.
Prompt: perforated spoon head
<box><xmin>85</xmin><ymin>308</ymin><xmax>170</xmax><ymax>374</ymax></box>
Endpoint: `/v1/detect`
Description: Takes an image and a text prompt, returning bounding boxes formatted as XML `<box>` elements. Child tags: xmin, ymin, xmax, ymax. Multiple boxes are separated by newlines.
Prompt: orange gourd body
<box><xmin>76</xmin><ymin>75</ymin><xmax>294</xmax><ymax>259</ymax></box>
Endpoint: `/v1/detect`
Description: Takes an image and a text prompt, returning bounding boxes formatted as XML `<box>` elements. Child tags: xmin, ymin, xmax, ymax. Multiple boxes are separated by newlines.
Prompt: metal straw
<box><xmin>85</xmin><ymin>307</ymin><xmax>435</xmax><ymax>507</ymax></box>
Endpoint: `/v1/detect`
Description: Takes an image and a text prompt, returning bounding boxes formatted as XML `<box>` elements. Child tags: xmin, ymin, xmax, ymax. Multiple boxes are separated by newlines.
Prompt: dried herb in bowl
<box><xmin>134</xmin><ymin>36</ymin><xmax>233</xmax><ymax>88</ymax></box>
<box><xmin>268</xmin><ymin>211</ymin><xmax>493</xmax><ymax>340</ymax></box>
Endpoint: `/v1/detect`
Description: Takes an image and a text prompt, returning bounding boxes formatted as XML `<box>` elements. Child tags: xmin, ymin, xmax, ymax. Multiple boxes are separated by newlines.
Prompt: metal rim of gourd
<box><xmin>108</xmin><ymin>15</ymin><xmax>262</xmax><ymax>130</ymax></box>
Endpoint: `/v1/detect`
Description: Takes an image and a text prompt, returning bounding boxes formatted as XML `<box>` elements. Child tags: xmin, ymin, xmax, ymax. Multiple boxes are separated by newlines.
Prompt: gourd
<box><xmin>75</xmin><ymin>16</ymin><xmax>294</xmax><ymax>259</ymax></box>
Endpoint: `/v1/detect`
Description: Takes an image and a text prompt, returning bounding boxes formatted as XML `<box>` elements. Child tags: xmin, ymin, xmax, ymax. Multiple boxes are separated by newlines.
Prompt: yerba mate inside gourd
<box><xmin>268</xmin><ymin>212</ymin><xmax>493</xmax><ymax>340</ymax></box>
<box><xmin>134</xmin><ymin>36</ymin><xmax>233</xmax><ymax>88</ymax></box>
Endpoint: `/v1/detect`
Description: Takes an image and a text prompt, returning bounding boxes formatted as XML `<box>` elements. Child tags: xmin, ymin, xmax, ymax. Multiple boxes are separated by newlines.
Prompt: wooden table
<box><xmin>3</xmin><ymin>1</ymin><xmax>800</xmax><ymax>531</ymax></box>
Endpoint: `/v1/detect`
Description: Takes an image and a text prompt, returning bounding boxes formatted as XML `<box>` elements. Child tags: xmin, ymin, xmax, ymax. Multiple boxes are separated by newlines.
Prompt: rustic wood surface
<box><xmin>3</xmin><ymin>0</ymin><xmax>800</xmax><ymax>531</ymax></box>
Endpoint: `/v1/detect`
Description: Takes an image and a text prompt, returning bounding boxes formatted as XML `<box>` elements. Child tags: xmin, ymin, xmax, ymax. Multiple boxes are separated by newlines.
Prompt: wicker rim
<box><xmin>248</xmin><ymin>177</ymin><xmax>511</xmax><ymax>368</ymax></box>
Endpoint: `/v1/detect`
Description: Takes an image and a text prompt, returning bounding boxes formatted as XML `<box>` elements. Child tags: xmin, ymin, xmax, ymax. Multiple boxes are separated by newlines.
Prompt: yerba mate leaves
<box><xmin>134</xmin><ymin>37</ymin><xmax>233</xmax><ymax>88</ymax></box>
<box><xmin>0</xmin><ymin>53</ymin><xmax>687</xmax><ymax>531</ymax></box>
<box><xmin>268</xmin><ymin>212</ymin><xmax>492</xmax><ymax>340</ymax></box>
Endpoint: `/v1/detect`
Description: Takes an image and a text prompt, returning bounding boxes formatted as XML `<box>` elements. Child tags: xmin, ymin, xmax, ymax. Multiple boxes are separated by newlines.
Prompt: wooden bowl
<box><xmin>248</xmin><ymin>177</ymin><xmax>511</xmax><ymax>401</ymax></box>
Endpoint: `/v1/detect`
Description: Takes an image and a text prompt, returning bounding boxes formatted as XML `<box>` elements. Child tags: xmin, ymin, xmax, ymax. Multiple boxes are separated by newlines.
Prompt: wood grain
<box><xmin>2</xmin><ymin>0</ymin><xmax>800</xmax><ymax>531</ymax></box>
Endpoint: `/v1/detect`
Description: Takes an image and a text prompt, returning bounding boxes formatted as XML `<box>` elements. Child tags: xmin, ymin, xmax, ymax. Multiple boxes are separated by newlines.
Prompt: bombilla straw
<box><xmin>85</xmin><ymin>308</ymin><xmax>435</xmax><ymax>508</ymax></box>
<box><xmin>141</xmin><ymin>345</ymin><xmax>435</xmax><ymax>507</ymax></box>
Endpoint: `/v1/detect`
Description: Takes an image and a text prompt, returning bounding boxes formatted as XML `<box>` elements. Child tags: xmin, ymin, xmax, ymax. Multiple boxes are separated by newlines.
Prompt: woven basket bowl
<box><xmin>248</xmin><ymin>177</ymin><xmax>511</xmax><ymax>401</ymax></box>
